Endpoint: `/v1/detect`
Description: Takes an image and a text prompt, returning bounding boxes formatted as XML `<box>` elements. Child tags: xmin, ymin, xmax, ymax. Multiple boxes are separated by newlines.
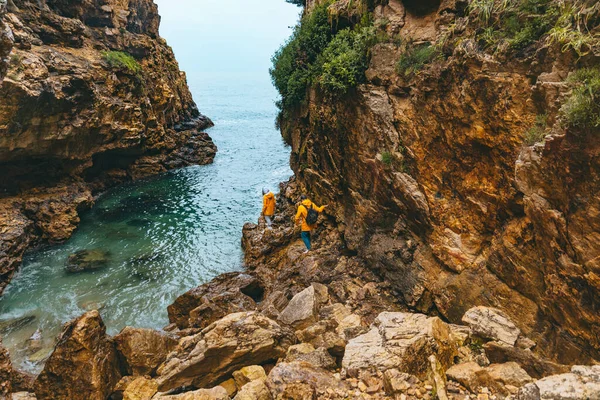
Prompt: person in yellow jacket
<box><xmin>294</xmin><ymin>194</ymin><xmax>327</xmax><ymax>252</ymax></box>
<box><xmin>262</xmin><ymin>188</ymin><xmax>276</xmax><ymax>229</ymax></box>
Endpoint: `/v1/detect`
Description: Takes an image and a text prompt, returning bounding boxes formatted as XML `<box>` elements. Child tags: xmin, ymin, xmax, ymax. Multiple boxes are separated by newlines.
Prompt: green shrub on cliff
<box><xmin>271</xmin><ymin>1</ymin><xmax>333</xmax><ymax>108</ymax></box>
<box><xmin>318</xmin><ymin>26</ymin><xmax>379</xmax><ymax>94</ymax></box>
<box><xmin>395</xmin><ymin>43</ymin><xmax>441</xmax><ymax>77</ymax></box>
<box><xmin>562</xmin><ymin>67</ymin><xmax>600</xmax><ymax>129</ymax></box>
<box><xmin>102</xmin><ymin>51</ymin><xmax>142</xmax><ymax>74</ymax></box>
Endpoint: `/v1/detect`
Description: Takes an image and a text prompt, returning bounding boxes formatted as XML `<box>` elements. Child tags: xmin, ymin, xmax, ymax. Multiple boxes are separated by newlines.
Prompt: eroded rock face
<box><xmin>342</xmin><ymin>312</ymin><xmax>457</xmax><ymax>378</ymax></box>
<box><xmin>155</xmin><ymin>312</ymin><xmax>294</xmax><ymax>391</ymax></box>
<box><xmin>0</xmin><ymin>0</ymin><xmax>216</xmax><ymax>294</ymax></box>
<box><xmin>462</xmin><ymin>306</ymin><xmax>521</xmax><ymax>346</ymax></box>
<box><xmin>518</xmin><ymin>365</ymin><xmax>600</xmax><ymax>400</ymax></box>
<box><xmin>168</xmin><ymin>273</ymin><xmax>264</xmax><ymax>330</ymax></box>
<box><xmin>34</xmin><ymin>310</ymin><xmax>121</xmax><ymax>400</ymax></box>
<box><xmin>275</xmin><ymin>0</ymin><xmax>600</xmax><ymax>363</ymax></box>
<box><xmin>114</xmin><ymin>327</ymin><xmax>178</xmax><ymax>376</ymax></box>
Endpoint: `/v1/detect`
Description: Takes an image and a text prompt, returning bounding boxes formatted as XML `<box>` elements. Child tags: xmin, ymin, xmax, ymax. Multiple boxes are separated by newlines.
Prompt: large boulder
<box><xmin>122</xmin><ymin>376</ymin><xmax>158</xmax><ymax>400</ymax></box>
<box><xmin>342</xmin><ymin>312</ymin><xmax>457</xmax><ymax>378</ymax></box>
<box><xmin>518</xmin><ymin>365</ymin><xmax>600</xmax><ymax>400</ymax></box>
<box><xmin>34</xmin><ymin>311</ymin><xmax>121</xmax><ymax>400</ymax></box>
<box><xmin>114</xmin><ymin>327</ymin><xmax>178</xmax><ymax>376</ymax></box>
<box><xmin>234</xmin><ymin>380</ymin><xmax>272</xmax><ymax>400</ymax></box>
<box><xmin>155</xmin><ymin>312</ymin><xmax>294</xmax><ymax>391</ymax></box>
<box><xmin>168</xmin><ymin>273</ymin><xmax>264</xmax><ymax>330</ymax></box>
<box><xmin>153</xmin><ymin>386</ymin><xmax>230</xmax><ymax>400</ymax></box>
<box><xmin>462</xmin><ymin>306</ymin><xmax>521</xmax><ymax>346</ymax></box>
<box><xmin>278</xmin><ymin>283</ymin><xmax>329</xmax><ymax>330</ymax></box>
<box><xmin>266</xmin><ymin>361</ymin><xmax>349</xmax><ymax>399</ymax></box>
<box><xmin>447</xmin><ymin>361</ymin><xmax>533</xmax><ymax>393</ymax></box>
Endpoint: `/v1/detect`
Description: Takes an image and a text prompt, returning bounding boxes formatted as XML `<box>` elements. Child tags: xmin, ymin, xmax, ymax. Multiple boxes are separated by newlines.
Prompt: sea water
<box><xmin>0</xmin><ymin>0</ymin><xmax>299</xmax><ymax>372</ymax></box>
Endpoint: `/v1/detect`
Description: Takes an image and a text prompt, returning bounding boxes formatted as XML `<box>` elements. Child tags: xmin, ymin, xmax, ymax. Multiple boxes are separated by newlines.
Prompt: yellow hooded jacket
<box><xmin>262</xmin><ymin>192</ymin><xmax>276</xmax><ymax>216</ymax></box>
<box><xmin>295</xmin><ymin>199</ymin><xmax>325</xmax><ymax>232</ymax></box>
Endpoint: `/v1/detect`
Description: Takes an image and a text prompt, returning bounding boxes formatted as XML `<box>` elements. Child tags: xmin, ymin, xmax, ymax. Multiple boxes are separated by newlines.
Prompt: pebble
<box><xmin>477</xmin><ymin>394</ymin><xmax>489</xmax><ymax>400</ymax></box>
<box><xmin>358</xmin><ymin>381</ymin><xmax>368</xmax><ymax>392</ymax></box>
<box><xmin>424</xmin><ymin>385</ymin><xmax>433</xmax><ymax>391</ymax></box>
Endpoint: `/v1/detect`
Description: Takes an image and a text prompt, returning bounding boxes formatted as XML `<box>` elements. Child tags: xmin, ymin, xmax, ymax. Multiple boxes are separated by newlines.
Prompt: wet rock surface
<box><xmin>65</xmin><ymin>249</ymin><xmax>111</xmax><ymax>273</ymax></box>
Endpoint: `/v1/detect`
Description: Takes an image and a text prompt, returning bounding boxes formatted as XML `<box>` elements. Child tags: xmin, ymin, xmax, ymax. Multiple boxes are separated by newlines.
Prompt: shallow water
<box><xmin>0</xmin><ymin>0</ymin><xmax>299</xmax><ymax>372</ymax></box>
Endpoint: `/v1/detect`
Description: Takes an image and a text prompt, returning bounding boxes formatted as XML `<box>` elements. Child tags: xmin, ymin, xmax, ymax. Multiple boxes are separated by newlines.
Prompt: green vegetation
<box><xmin>270</xmin><ymin>1</ymin><xmax>384</xmax><ymax>109</ymax></box>
<box><xmin>467</xmin><ymin>0</ymin><xmax>598</xmax><ymax>54</ymax></box>
<box><xmin>562</xmin><ymin>67</ymin><xmax>600</xmax><ymax>129</ymax></box>
<box><xmin>381</xmin><ymin>151</ymin><xmax>393</xmax><ymax>166</ymax></box>
<box><xmin>395</xmin><ymin>43</ymin><xmax>441</xmax><ymax>77</ymax></box>
<box><xmin>102</xmin><ymin>51</ymin><xmax>142</xmax><ymax>74</ymax></box>
<box><xmin>524</xmin><ymin>114</ymin><xmax>548</xmax><ymax>145</ymax></box>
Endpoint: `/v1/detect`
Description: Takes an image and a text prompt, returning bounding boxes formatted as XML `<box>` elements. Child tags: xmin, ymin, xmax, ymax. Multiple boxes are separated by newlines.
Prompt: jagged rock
<box><xmin>122</xmin><ymin>376</ymin><xmax>158</xmax><ymax>400</ymax></box>
<box><xmin>155</xmin><ymin>312</ymin><xmax>294</xmax><ymax>391</ymax></box>
<box><xmin>382</xmin><ymin>369</ymin><xmax>420</xmax><ymax>395</ymax></box>
<box><xmin>483</xmin><ymin>341</ymin><xmax>569</xmax><ymax>379</ymax></box>
<box><xmin>462</xmin><ymin>307</ymin><xmax>521</xmax><ymax>346</ymax></box>
<box><xmin>266</xmin><ymin>361</ymin><xmax>348</xmax><ymax>399</ymax></box>
<box><xmin>342</xmin><ymin>312</ymin><xmax>457</xmax><ymax>378</ymax></box>
<box><xmin>114</xmin><ymin>327</ymin><xmax>178</xmax><ymax>376</ymax></box>
<box><xmin>0</xmin><ymin>338</ymin><xmax>12</xmax><ymax>396</ymax></box>
<box><xmin>233</xmin><ymin>365</ymin><xmax>267</xmax><ymax>388</ymax></box>
<box><xmin>285</xmin><ymin>343</ymin><xmax>337</xmax><ymax>370</ymax></box>
<box><xmin>153</xmin><ymin>386</ymin><xmax>230</xmax><ymax>400</ymax></box>
<box><xmin>234</xmin><ymin>380</ymin><xmax>272</xmax><ymax>400</ymax></box>
<box><xmin>429</xmin><ymin>354</ymin><xmax>449</xmax><ymax>400</ymax></box>
<box><xmin>34</xmin><ymin>311</ymin><xmax>121</xmax><ymax>400</ymax></box>
<box><xmin>65</xmin><ymin>249</ymin><xmax>110</xmax><ymax>273</ymax></box>
<box><xmin>447</xmin><ymin>362</ymin><xmax>532</xmax><ymax>393</ymax></box>
<box><xmin>278</xmin><ymin>283</ymin><xmax>329</xmax><ymax>330</ymax></box>
<box><xmin>9</xmin><ymin>393</ymin><xmax>36</xmax><ymax>400</ymax></box>
<box><xmin>168</xmin><ymin>273</ymin><xmax>263</xmax><ymax>330</ymax></box>
<box><xmin>517</xmin><ymin>365</ymin><xmax>600</xmax><ymax>400</ymax></box>
<box><xmin>219</xmin><ymin>379</ymin><xmax>237</xmax><ymax>397</ymax></box>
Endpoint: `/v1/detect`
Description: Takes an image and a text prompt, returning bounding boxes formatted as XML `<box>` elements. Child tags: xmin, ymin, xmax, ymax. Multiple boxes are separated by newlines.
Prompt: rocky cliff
<box><xmin>0</xmin><ymin>0</ymin><xmax>216</xmax><ymax>294</ymax></box>
<box><xmin>268</xmin><ymin>0</ymin><xmax>600</xmax><ymax>364</ymax></box>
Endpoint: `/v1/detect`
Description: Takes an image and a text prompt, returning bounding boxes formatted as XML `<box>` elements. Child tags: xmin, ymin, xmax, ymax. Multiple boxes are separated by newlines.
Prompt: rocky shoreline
<box><xmin>1</xmin><ymin>181</ymin><xmax>598</xmax><ymax>400</ymax></box>
<box><xmin>0</xmin><ymin>0</ymin><xmax>217</xmax><ymax>295</ymax></box>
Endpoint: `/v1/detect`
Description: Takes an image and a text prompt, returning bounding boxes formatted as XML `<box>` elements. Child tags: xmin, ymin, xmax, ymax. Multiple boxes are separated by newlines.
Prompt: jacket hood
<box><xmin>301</xmin><ymin>199</ymin><xmax>312</xmax><ymax>206</ymax></box>
<box><xmin>265</xmin><ymin>192</ymin><xmax>275</xmax><ymax>199</ymax></box>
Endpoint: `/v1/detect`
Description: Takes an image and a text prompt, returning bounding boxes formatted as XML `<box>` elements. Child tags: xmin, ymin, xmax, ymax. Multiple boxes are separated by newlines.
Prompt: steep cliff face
<box><xmin>0</xmin><ymin>0</ymin><xmax>216</xmax><ymax>293</ymax></box>
<box><xmin>0</xmin><ymin>1</ymin><xmax>13</xmax><ymax>81</ymax></box>
<box><xmin>272</xmin><ymin>0</ymin><xmax>600</xmax><ymax>363</ymax></box>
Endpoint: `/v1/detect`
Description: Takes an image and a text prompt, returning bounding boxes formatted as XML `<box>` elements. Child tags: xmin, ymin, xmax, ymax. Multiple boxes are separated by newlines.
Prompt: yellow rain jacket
<box><xmin>262</xmin><ymin>192</ymin><xmax>276</xmax><ymax>216</ymax></box>
<box><xmin>295</xmin><ymin>199</ymin><xmax>325</xmax><ymax>232</ymax></box>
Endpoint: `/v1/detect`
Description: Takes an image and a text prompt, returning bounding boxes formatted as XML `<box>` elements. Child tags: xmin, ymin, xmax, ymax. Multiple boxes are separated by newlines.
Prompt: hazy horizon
<box><xmin>154</xmin><ymin>0</ymin><xmax>300</xmax><ymax>76</ymax></box>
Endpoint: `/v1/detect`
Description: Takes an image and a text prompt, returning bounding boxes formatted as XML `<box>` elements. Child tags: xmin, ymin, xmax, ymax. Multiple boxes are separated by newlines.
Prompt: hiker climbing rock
<box><xmin>294</xmin><ymin>194</ymin><xmax>326</xmax><ymax>252</ymax></box>
<box><xmin>262</xmin><ymin>188</ymin><xmax>276</xmax><ymax>229</ymax></box>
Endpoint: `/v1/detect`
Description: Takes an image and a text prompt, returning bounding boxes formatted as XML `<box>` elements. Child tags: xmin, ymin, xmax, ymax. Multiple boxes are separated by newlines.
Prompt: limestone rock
<box><xmin>34</xmin><ymin>311</ymin><xmax>121</xmax><ymax>400</ymax></box>
<box><xmin>155</xmin><ymin>312</ymin><xmax>294</xmax><ymax>391</ymax></box>
<box><xmin>483</xmin><ymin>341</ymin><xmax>569</xmax><ymax>379</ymax></box>
<box><xmin>114</xmin><ymin>327</ymin><xmax>178</xmax><ymax>376</ymax></box>
<box><xmin>266</xmin><ymin>361</ymin><xmax>348</xmax><ymax>399</ymax></box>
<box><xmin>10</xmin><ymin>393</ymin><xmax>36</xmax><ymax>400</ymax></box>
<box><xmin>447</xmin><ymin>362</ymin><xmax>532</xmax><ymax>393</ymax></box>
<box><xmin>122</xmin><ymin>376</ymin><xmax>158</xmax><ymax>400</ymax></box>
<box><xmin>153</xmin><ymin>386</ymin><xmax>230</xmax><ymax>400</ymax></box>
<box><xmin>285</xmin><ymin>343</ymin><xmax>336</xmax><ymax>370</ymax></box>
<box><xmin>234</xmin><ymin>380</ymin><xmax>272</xmax><ymax>400</ymax></box>
<box><xmin>518</xmin><ymin>365</ymin><xmax>600</xmax><ymax>400</ymax></box>
<box><xmin>462</xmin><ymin>307</ymin><xmax>521</xmax><ymax>346</ymax></box>
<box><xmin>168</xmin><ymin>273</ymin><xmax>264</xmax><ymax>330</ymax></box>
<box><xmin>219</xmin><ymin>379</ymin><xmax>237</xmax><ymax>397</ymax></box>
<box><xmin>342</xmin><ymin>312</ymin><xmax>457</xmax><ymax>378</ymax></box>
<box><xmin>278</xmin><ymin>283</ymin><xmax>329</xmax><ymax>329</ymax></box>
<box><xmin>383</xmin><ymin>369</ymin><xmax>420</xmax><ymax>395</ymax></box>
<box><xmin>233</xmin><ymin>365</ymin><xmax>267</xmax><ymax>388</ymax></box>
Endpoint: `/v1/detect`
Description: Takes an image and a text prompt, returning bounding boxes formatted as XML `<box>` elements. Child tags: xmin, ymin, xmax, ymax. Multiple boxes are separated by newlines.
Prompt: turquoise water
<box><xmin>0</xmin><ymin>0</ymin><xmax>299</xmax><ymax>372</ymax></box>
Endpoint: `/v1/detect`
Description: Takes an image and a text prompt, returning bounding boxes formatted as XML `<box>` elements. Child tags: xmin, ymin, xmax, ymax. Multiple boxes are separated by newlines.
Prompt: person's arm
<box><xmin>313</xmin><ymin>202</ymin><xmax>327</xmax><ymax>212</ymax></box>
<box><xmin>262</xmin><ymin>196</ymin><xmax>267</xmax><ymax>215</ymax></box>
